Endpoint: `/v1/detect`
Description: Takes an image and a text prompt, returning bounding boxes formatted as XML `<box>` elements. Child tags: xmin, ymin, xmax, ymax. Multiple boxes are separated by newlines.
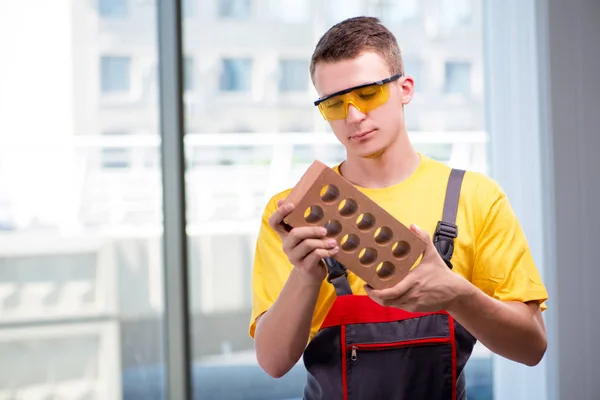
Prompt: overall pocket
<box><xmin>345</xmin><ymin>338</ymin><xmax>455</xmax><ymax>400</ymax></box>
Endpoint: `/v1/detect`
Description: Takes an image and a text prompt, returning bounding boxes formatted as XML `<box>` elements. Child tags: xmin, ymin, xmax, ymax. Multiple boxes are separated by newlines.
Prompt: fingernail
<box><xmin>327</xmin><ymin>239</ymin><xmax>337</xmax><ymax>247</ymax></box>
<box><xmin>320</xmin><ymin>227</ymin><xmax>328</xmax><ymax>235</ymax></box>
<box><xmin>331</xmin><ymin>246</ymin><xmax>339</xmax><ymax>254</ymax></box>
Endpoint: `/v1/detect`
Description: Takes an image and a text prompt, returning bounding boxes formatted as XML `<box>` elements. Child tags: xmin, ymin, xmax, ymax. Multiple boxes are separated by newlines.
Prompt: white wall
<box><xmin>540</xmin><ymin>0</ymin><xmax>600</xmax><ymax>399</ymax></box>
<box><xmin>484</xmin><ymin>0</ymin><xmax>600</xmax><ymax>399</ymax></box>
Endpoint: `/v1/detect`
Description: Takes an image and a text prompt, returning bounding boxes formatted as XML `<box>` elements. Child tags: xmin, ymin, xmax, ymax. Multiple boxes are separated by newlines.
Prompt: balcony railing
<box><xmin>0</xmin><ymin>131</ymin><xmax>488</xmax><ymax>234</ymax></box>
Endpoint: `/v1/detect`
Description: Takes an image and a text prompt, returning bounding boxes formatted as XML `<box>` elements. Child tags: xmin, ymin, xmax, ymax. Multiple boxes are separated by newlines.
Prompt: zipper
<box><xmin>348</xmin><ymin>337</ymin><xmax>451</xmax><ymax>361</ymax></box>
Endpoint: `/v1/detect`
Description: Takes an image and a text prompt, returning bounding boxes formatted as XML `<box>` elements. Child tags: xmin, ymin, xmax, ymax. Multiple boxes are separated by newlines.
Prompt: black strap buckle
<box><xmin>322</xmin><ymin>257</ymin><xmax>348</xmax><ymax>283</ymax></box>
<box><xmin>433</xmin><ymin>221</ymin><xmax>458</xmax><ymax>269</ymax></box>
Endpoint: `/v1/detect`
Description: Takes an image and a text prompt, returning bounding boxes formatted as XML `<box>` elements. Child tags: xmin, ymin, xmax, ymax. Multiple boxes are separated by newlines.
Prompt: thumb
<box><xmin>410</xmin><ymin>224</ymin><xmax>436</xmax><ymax>257</ymax></box>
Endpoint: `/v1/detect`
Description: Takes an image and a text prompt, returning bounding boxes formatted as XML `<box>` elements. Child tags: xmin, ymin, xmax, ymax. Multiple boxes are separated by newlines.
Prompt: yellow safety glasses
<box><xmin>314</xmin><ymin>74</ymin><xmax>403</xmax><ymax>121</ymax></box>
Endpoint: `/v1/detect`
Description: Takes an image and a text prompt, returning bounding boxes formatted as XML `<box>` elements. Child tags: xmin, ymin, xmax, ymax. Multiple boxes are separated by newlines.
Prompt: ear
<box><xmin>399</xmin><ymin>75</ymin><xmax>414</xmax><ymax>105</ymax></box>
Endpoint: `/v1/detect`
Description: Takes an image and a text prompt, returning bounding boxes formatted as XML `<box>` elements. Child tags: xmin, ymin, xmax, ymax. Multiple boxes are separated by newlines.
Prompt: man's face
<box><xmin>313</xmin><ymin>51</ymin><xmax>413</xmax><ymax>158</ymax></box>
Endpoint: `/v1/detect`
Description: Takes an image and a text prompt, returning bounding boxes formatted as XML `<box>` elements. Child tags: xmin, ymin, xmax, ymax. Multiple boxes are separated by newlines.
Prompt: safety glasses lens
<box><xmin>318</xmin><ymin>85</ymin><xmax>389</xmax><ymax>120</ymax></box>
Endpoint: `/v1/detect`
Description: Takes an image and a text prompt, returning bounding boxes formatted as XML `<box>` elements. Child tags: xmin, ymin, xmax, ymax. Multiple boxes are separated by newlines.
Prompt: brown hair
<box><xmin>310</xmin><ymin>16</ymin><xmax>404</xmax><ymax>81</ymax></box>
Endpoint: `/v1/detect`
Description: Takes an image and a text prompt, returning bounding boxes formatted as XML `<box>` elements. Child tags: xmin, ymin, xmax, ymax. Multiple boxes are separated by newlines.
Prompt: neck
<box><xmin>340</xmin><ymin>132</ymin><xmax>420</xmax><ymax>189</ymax></box>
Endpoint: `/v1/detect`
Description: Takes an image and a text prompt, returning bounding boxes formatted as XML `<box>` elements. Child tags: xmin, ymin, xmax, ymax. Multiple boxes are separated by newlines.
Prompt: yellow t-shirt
<box><xmin>249</xmin><ymin>154</ymin><xmax>549</xmax><ymax>340</ymax></box>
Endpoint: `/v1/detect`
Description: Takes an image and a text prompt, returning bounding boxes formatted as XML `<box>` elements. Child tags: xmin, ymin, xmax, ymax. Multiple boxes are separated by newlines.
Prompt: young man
<box><xmin>249</xmin><ymin>16</ymin><xmax>548</xmax><ymax>399</ymax></box>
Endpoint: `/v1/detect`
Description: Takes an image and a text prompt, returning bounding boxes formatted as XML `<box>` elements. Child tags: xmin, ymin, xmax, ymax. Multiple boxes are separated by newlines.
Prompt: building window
<box><xmin>218</xmin><ymin>0</ymin><xmax>251</xmax><ymax>19</ymax></box>
<box><xmin>98</xmin><ymin>0</ymin><xmax>128</xmax><ymax>18</ymax></box>
<box><xmin>444</xmin><ymin>62</ymin><xmax>471</xmax><ymax>94</ymax></box>
<box><xmin>328</xmin><ymin>0</ymin><xmax>363</xmax><ymax>23</ymax></box>
<box><xmin>219</xmin><ymin>58</ymin><xmax>252</xmax><ymax>92</ymax></box>
<box><xmin>268</xmin><ymin>0</ymin><xmax>309</xmax><ymax>23</ymax></box>
<box><xmin>279</xmin><ymin>60</ymin><xmax>308</xmax><ymax>92</ymax></box>
<box><xmin>101</xmin><ymin>149</ymin><xmax>131</xmax><ymax>169</ymax></box>
<box><xmin>381</xmin><ymin>0</ymin><xmax>419</xmax><ymax>22</ymax></box>
<box><xmin>101</xmin><ymin>131</ymin><xmax>131</xmax><ymax>169</ymax></box>
<box><xmin>100</xmin><ymin>56</ymin><xmax>131</xmax><ymax>93</ymax></box>
<box><xmin>440</xmin><ymin>0</ymin><xmax>472</xmax><ymax>28</ymax></box>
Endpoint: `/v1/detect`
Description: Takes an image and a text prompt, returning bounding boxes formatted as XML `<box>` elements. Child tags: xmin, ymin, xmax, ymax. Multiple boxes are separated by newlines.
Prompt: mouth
<box><xmin>350</xmin><ymin>129</ymin><xmax>375</xmax><ymax>141</ymax></box>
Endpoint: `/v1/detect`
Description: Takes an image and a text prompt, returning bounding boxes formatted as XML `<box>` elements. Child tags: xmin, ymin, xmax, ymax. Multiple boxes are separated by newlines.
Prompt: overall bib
<box><xmin>302</xmin><ymin>169</ymin><xmax>477</xmax><ymax>400</ymax></box>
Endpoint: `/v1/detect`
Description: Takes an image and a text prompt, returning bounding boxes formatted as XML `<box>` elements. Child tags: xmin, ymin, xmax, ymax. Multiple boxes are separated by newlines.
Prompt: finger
<box><xmin>364</xmin><ymin>276</ymin><xmax>413</xmax><ymax>302</ymax></box>
<box><xmin>289</xmin><ymin>238</ymin><xmax>337</xmax><ymax>264</ymax></box>
<box><xmin>410</xmin><ymin>224</ymin><xmax>436</xmax><ymax>258</ymax></box>
<box><xmin>268</xmin><ymin>202</ymin><xmax>295</xmax><ymax>233</ymax></box>
<box><xmin>364</xmin><ymin>286</ymin><xmax>399</xmax><ymax>308</ymax></box>
<box><xmin>283</xmin><ymin>226</ymin><xmax>328</xmax><ymax>252</ymax></box>
<box><xmin>366</xmin><ymin>284</ymin><xmax>416</xmax><ymax>309</ymax></box>
<box><xmin>303</xmin><ymin>246</ymin><xmax>340</xmax><ymax>268</ymax></box>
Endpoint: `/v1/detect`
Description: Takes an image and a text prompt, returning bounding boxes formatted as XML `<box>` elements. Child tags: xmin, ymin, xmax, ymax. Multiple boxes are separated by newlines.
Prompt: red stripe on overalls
<box><xmin>449</xmin><ymin>315</ymin><xmax>458</xmax><ymax>400</ymax></box>
<box><xmin>319</xmin><ymin>294</ymin><xmax>448</xmax><ymax>329</ymax></box>
<box><xmin>341</xmin><ymin>324</ymin><xmax>348</xmax><ymax>400</ymax></box>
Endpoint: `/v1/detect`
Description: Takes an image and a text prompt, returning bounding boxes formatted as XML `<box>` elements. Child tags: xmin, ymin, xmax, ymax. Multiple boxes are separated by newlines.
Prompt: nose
<box><xmin>346</xmin><ymin>104</ymin><xmax>366</xmax><ymax>124</ymax></box>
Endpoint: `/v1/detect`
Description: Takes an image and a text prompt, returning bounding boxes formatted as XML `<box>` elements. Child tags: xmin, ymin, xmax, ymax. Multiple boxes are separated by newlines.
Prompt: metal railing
<box><xmin>0</xmin><ymin>131</ymin><xmax>488</xmax><ymax>234</ymax></box>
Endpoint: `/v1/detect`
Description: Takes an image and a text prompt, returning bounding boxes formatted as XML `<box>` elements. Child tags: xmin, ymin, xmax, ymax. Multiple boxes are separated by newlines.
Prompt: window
<box><xmin>0</xmin><ymin>1</ymin><xmax>500</xmax><ymax>399</ymax></box>
<box><xmin>328</xmin><ymin>0</ymin><xmax>363</xmax><ymax>23</ymax></box>
<box><xmin>101</xmin><ymin>131</ymin><xmax>131</xmax><ymax>169</ymax></box>
<box><xmin>279</xmin><ymin>59</ymin><xmax>309</xmax><ymax>92</ymax></box>
<box><xmin>268</xmin><ymin>0</ymin><xmax>309</xmax><ymax>23</ymax></box>
<box><xmin>101</xmin><ymin>148</ymin><xmax>131</xmax><ymax>169</ymax></box>
<box><xmin>219</xmin><ymin>58</ymin><xmax>252</xmax><ymax>92</ymax></box>
<box><xmin>440</xmin><ymin>0</ymin><xmax>472</xmax><ymax>29</ymax></box>
<box><xmin>98</xmin><ymin>0</ymin><xmax>128</xmax><ymax>18</ymax></box>
<box><xmin>100</xmin><ymin>56</ymin><xmax>131</xmax><ymax>93</ymax></box>
<box><xmin>444</xmin><ymin>61</ymin><xmax>471</xmax><ymax>94</ymax></box>
<box><xmin>0</xmin><ymin>3</ymin><xmax>165</xmax><ymax>397</ymax></box>
<box><xmin>381</xmin><ymin>0</ymin><xmax>419</xmax><ymax>22</ymax></box>
<box><xmin>218</xmin><ymin>0</ymin><xmax>252</xmax><ymax>19</ymax></box>
<box><xmin>179</xmin><ymin>4</ymin><xmax>491</xmax><ymax>397</ymax></box>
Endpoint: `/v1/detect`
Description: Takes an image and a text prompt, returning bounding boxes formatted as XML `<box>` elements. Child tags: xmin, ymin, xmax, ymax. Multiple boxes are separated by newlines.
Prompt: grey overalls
<box><xmin>302</xmin><ymin>169</ymin><xmax>477</xmax><ymax>400</ymax></box>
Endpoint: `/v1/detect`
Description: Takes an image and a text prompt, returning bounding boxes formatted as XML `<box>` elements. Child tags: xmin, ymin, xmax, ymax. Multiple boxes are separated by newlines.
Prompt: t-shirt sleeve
<box><xmin>248</xmin><ymin>194</ymin><xmax>294</xmax><ymax>338</ymax></box>
<box><xmin>472</xmin><ymin>182</ymin><xmax>549</xmax><ymax>310</ymax></box>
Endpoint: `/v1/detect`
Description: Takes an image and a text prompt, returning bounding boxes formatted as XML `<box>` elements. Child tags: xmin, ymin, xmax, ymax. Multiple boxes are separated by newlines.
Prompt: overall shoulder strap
<box><xmin>323</xmin><ymin>257</ymin><xmax>353</xmax><ymax>296</ymax></box>
<box><xmin>434</xmin><ymin>168</ymin><xmax>466</xmax><ymax>269</ymax></box>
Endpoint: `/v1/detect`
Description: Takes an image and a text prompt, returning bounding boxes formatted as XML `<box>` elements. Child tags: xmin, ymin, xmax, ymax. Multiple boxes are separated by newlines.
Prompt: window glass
<box><xmin>181</xmin><ymin>1</ymin><xmax>491</xmax><ymax>399</ymax></box>
<box><xmin>0</xmin><ymin>2</ymin><xmax>165</xmax><ymax>399</ymax></box>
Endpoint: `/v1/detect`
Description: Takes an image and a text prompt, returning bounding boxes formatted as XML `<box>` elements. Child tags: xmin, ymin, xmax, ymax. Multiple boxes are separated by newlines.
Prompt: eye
<box><xmin>357</xmin><ymin>88</ymin><xmax>378</xmax><ymax>99</ymax></box>
<box><xmin>358</xmin><ymin>92</ymin><xmax>377</xmax><ymax>100</ymax></box>
<box><xmin>325</xmin><ymin>100</ymin><xmax>344</xmax><ymax>109</ymax></box>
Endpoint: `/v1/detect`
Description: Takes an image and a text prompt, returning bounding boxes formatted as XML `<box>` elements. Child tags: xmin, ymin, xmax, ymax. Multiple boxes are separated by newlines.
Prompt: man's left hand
<box><xmin>365</xmin><ymin>224</ymin><xmax>471</xmax><ymax>313</ymax></box>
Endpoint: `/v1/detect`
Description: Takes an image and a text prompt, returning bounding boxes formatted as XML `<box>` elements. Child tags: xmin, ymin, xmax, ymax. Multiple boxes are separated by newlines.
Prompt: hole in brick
<box><xmin>376</xmin><ymin>261</ymin><xmax>395</xmax><ymax>280</ymax></box>
<box><xmin>359</xmin><ymin>248</ymin><xmax>378</xmax><ymax>266</ymax></box>
<box><xmin>340</xmin><ymin>233</ymin><xmax>360</xmax><ymax>252</ymax></box>
<box><xmin>338</xmin><ymin>198</ymin><xmax>358</xmax><ymax>217</ymax></box>
<box><xmin>356</xmin><ymin>213</ymin><xmax>376</xmax><ymax>231</ymax></box>
<box><xmin>374</xmin><ymin>226</ymin><xmax>393</xmax><ymax>245</ymax></box>
<box><xmin>320</xmin><ymin>184</ymin><xmax>340</xmax><ymax>203</ymax></box>
<box><xmin>392</xmin><ymin>241</ymin><xmax>411</xmax><ymax>259</ymax></box>
<box><xmin>324</xmin><ymin>220</ymin><xmax>342</xmax><ymax>237</ymax></box>
<box><xmin>304</xmin><ymin>206</ymin><xmax>324</xmax><ymax>224</ymax></box>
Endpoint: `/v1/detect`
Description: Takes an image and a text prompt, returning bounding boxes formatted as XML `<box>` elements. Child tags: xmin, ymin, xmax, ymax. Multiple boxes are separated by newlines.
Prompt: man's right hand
<box><xmin>255</xmin><ymin>198</ymin><xmax>339</xmax><ymax>378</ymax></box>
<box><xmin>268</xmin><ymin>200</ymin><xmax>339</xmax><ymax>283</ymax></box>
